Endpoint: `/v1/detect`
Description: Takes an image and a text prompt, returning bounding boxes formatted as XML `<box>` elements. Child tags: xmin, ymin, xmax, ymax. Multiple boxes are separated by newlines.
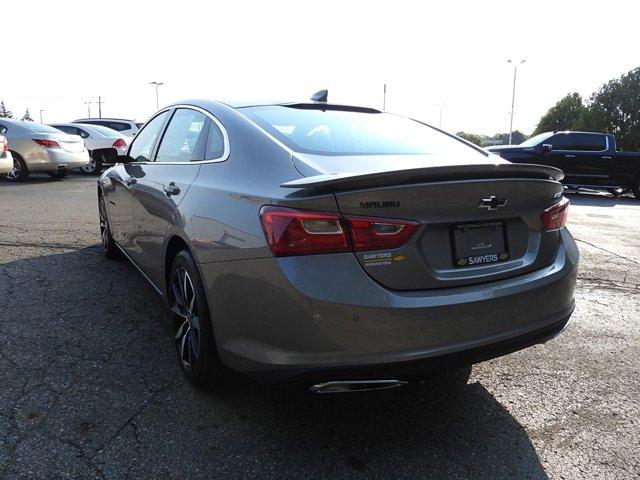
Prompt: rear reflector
<box><xmin>260</xmin><ymin>206</ymin><xmax>419</xmax><ymax>257</ymax></box>
<box><xmin>541</xmin><ymin>197</ymin><xmax>569</xmax><ymax>231</ymax></box>
<box><xmin>112</xmin><ymin>138</ymin><xmax>127</xmax><ymax>149</ymax></box>
<box><xmin>33</xmin><ymin>138</ymin><xmax>60</xmax><ymax>149</ymax></box>
<box><xmin>260</xmin><ymin>206</ymin><xmax>350</xmax><ymax>256</ymax></box>
<box><xmin>346</xmin><ymin>216</ymin><xmax>419</xmax><ymax>252</ymax></box>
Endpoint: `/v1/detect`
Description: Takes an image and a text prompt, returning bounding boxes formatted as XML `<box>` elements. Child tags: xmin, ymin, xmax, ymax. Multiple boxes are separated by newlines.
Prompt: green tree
<box><xmin>0</xmin><ymin>101</ymin><xmax>13</xmax><ymax>118</ymax></box>
<box><xmin>581</xmin><ymin>67</ymin><xmax>640</xmax><ymax>150</ymax></box>
<box><xmin>456</xmin><ymin>131</ymin><xmax>484</xmax><ymax>146</ymax></box>
<box><xmin>532</xmin><ymin>93</ymin><xmax>586</xmax><ymax>135</ymax></box>
<box><xmin>21</xmin><ymin>108</ymin><xmax>34</xmax><ymax>121</ymax></box>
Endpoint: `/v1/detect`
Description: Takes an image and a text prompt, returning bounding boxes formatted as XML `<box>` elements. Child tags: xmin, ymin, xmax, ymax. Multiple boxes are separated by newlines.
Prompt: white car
<box><xmin>50</xmin><ymin>123</ymin><xmax>130</xmax><ymax>175</ymax></box>
<box><xmin>72</xmin><ymin>118</ymin><xmax>142</xmax><ymax>137</ymax></box>
<box><xmin>0</xmin><ymin>136</ymin><xmax>13</xmax><ymax>175</ymax></box>
<box><xmin>0</xmin><ymin>119</ymin><xmax>89</xmax><ymax>182</ymax></box>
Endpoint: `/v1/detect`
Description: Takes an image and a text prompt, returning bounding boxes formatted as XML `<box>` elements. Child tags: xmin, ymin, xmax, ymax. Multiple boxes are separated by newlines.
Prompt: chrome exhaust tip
<box><xmin>310</xmin><ymin>380</ymin><xmax>407</xmax><ymax>394</ymax></box>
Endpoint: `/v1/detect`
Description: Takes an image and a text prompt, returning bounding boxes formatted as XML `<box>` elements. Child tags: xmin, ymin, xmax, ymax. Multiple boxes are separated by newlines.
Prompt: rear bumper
<box><xmin>256</xmin><ymin>312</ymin><xmax>572</xmax><ymax>385</ymax></box>
<box><xmin>0</xmin><ymin>151</ymin><xmax>12</xmax><ymax>174</ymax></box>
<box><xmin>25</xmin><ymin>149</ymin><xmax>90</xmax><ymax>171</ymax></box>
<box><xmin>201</xmin><ymin>229</ymin><xmax>578</xmax><ymax>385</ymax></box>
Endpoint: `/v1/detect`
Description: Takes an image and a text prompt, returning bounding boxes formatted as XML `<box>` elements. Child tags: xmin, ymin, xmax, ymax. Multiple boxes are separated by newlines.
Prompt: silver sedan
<box><xmin>0</xmin><ymin>119</ymin><xmax>89</xmax><ymax>181</ymax></box>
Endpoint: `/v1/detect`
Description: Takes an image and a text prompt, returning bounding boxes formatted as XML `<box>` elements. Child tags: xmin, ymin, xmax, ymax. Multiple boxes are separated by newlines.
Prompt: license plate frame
<box><xmin>452</xmin><ymin>221</ymin><xmax>509</xmax><ymax>268</ymax></box>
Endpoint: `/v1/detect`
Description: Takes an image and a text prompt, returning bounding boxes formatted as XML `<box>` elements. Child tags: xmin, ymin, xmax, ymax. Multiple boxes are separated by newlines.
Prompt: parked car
<box><xmin>487</xmin><ymin>131</ymin><xmax>640</xmax><ymax>198</ymax></box>
<box><xmin>98</xmin><ymin>97</ymin><xmax>578</xmax><ymax>392</ymax></box>
<box><xmin>72</xmin><ymin>118</ymin><xmax>141</xmax><ymax>137</ymax></box>
<box><xmin>0</xmin><ymin>136</ymin><xmax>13</xmax><ymax>175</ymax></box>
<box><xmin>50</xmin><ymin>123</ymin><xmax>130</xmax><ymax>175</ymax></box>
<box><xmin>0</xmin><ymin>119</ymin><xmax>89</xmax><ymax>182</ymax></box>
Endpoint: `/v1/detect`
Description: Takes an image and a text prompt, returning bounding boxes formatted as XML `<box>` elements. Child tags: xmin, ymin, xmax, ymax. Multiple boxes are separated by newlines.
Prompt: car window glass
<box><xmin>549</xmin><ymin>134</ymin><xmax>575</xmax><ymax>150</ymax></box>
<box><xmin>156</xmin><ymin>109</ymin><xmax>209</xmax><ymax>163</ymax></box>
<box><xmin>574</xmin><ymin>134</ymin><xmax>606</xmax><ymax>151</ymax></box>
<box><xmin>206</xmin><ymin>121</ymin><xmax>225</xmax><ymax>159</ymax></box>
<box><xmin>53</xmin><ymin>125</ymin><xmax>77</xmax><ymax>135</ymax></box>
<box><xmin>77</xmin><ymin>128</ymin><xmax>90</xmax><ymax>138</ymax></box>
<box><xmin>0</xmin><ymin>125</ymin><xmax>6</xmax><ymax>134</ymax></box>
<box><xmin>128</xmin><ymin>111</ymin><xmax>169</xmax><ymax>162</ymax></box>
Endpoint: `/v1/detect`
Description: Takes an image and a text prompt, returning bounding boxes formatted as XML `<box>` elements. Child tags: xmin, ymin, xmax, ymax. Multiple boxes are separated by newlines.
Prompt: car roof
<box><xmin>73</xmin><ymin>118</ymin><xmax>136</xmax><ymax>123</ymax></box>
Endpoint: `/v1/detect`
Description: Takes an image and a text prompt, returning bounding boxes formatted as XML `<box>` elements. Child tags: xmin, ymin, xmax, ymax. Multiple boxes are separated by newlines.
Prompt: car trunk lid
<box><xmin>282</xmin><ymin>159</ymin><xmax>565</xmax><ymax>290</ymax></box>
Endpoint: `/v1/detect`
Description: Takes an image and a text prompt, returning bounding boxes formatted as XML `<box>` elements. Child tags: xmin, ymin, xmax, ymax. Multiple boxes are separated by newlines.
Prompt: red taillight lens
<box><xmin>112</xmin><ymin>138</ymin><xmax>127</xmax><ymax>149</ymax></box>
<box><xmin>260</xmin><ymin>206</ymin><xmax>350</xmax><ymax>256</ymax></box>
<box><xmin>33</xmin><ymin>138</ymin><xmax>60</xmax><ymax>149</ymax></box>
<box><xmin>541</xmin><ymin>197</ymin><xmax>569</xmax><ymax>231</ymax></box>
<box><xmin>259</xmin><ymin>206</ymin><xmax>420</xmax><ymax>257</ymax></box>
<box><xmin>345</xmin><ymin>216</ymin><xmax>419</xmax><ymax>251</ymax></box>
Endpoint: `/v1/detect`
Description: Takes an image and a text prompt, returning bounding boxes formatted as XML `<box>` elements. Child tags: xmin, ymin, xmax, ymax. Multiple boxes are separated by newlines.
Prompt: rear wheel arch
<box><xmin>164</xmin><ymin>235</ymin><xmax>192</xmax><ymax>297</ymax></box>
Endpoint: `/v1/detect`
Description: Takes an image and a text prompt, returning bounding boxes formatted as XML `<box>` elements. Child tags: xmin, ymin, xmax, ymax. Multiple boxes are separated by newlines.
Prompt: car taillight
<box><xmin>112</xmin><ymin>138</ymin><xmax>127</xmax><ymax>149</ymax></box>
<box><xmin>541</xmin><ymin>197</ymin><xmax>569</xmax><ymax>231</ymax></box>
<box><xmin>260</xmin><ymin>206</ymin><xmax>350</xmax><ymax>256</ymax></box>
<box><xmin>259</xmin><ymin>206</ymin><xmax>419</xmax><ymax>257</ymax></box>
<box><xmin>345</xmin><ymin>216</ymin><xmax>420</xmax><ymax>251</ymax></box>
<box><xmin>33</xmin><ymin>139</ymin><xmax>60</xmax><ymax>149</ymax></box>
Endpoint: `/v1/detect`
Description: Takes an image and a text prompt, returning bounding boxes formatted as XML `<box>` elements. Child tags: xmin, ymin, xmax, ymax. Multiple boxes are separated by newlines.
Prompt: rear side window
<box><xmin>156</xmin><ymin>108</ymin><xmax>209</xmax><ymax>163</ymax></box>
<box><xmin>573</xmin><ymin>134</ymin><xmax>606</xmax><ymax>151</ymax></box>
<box><xmin>54</xmin><ymin>125</ymin><xmax>80</xmax><ymax>136</ymax></box>
<box><xmin>0</xmin><ymin>124</ymin><xmax>8</xmax><ymax>134</ymax></box>
<box><xmin>548</xmin><ymin>134</ymin><xmax>575</xmax><ymax>150</ymax></box>
<box><xmin>128</xmin><ymin>111</ymin><xmax>170</xmax><ymax>162</ymax></box>
<box><xmin>206</xmin><ymin>122</ymin><xmax>225</xmax><ymax>159</ymax></box>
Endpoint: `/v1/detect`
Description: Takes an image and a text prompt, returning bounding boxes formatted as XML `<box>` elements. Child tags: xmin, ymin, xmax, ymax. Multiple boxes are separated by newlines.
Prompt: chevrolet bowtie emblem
<box><xmin>478</xmin><ymin>195</ymin><xmax>507</xmax><ymax>210</ymax></box>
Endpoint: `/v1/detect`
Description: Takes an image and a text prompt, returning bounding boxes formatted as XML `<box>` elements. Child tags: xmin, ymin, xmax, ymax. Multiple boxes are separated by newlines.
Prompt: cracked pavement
<box><xmin>0</xmin><ymin>174</ymin><xmax>638</xmax><ymax>479</ymax></box>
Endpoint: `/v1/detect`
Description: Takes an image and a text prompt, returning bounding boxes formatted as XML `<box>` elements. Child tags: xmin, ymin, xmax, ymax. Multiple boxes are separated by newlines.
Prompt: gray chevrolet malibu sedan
<box><xmin>98</xmin><ymin>95</ymin><xmax>578</xmax><ymax>393</ymax></box>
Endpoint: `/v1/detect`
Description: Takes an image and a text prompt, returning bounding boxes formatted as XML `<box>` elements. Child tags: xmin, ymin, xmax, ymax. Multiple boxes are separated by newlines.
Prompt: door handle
<box><xmin>564</xmin><ymin>154</ymin><xmax>576</xmax><ymax>158</ymax></box>
<box><xmin>601</xmin><ymin>156</ymin><xmax>612</xmax><ymax>159</ymax></box>
<box><xmin>125</xmin><ymin>177</ymin><xmax>137</xmax><ymax>187</ymax></box>
<box><xmin>163</xmin><ymin>182</ymin><xmax>181</xmax><ymax>197</ymax></box>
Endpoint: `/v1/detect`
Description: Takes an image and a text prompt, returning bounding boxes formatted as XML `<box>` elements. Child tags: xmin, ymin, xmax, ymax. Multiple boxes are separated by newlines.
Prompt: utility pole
<box><xmin>39</xmin><ymin>109</ymin><xmax>44</xmax><ymax>123</ymax></box>
<box><xmin>436</xmin><ymin>103</ymin><xmax>445</xmax><ymax>128</ymax></box>
<box><xmin>84</xmin><ymin>101</ymin><xmax>92</xmax><ymax>117</ymax></box>
<box><xmin>150</xmin><ymin>81</ymin><xmax>164</xmax><ymax>110</ymax></box>
<box><xmin>97</xmin><ymin>96</ymin><xmax>104</xmax><ymax>118</ymax></box>
<box><xmin>383</xmin><ymin>83</ymin><xmax>387</xmax><ymax>111</ymax></box>
<box><xmin>508</xmin><ymin>59</ymin><xmax>526</xmax><ymax>145</ymax></box>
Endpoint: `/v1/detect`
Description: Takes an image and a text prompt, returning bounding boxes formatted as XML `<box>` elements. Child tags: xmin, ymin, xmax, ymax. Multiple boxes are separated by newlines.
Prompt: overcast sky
<box><xmin>3</xmin><ymin>0</ymin><xmax>638</xmax><ymax>136</ymax></box>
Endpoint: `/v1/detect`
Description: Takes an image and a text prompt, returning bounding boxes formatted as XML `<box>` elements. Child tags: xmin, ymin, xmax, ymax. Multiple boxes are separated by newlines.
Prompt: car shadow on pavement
<box><xmin>565</xmin><ymin>191</ymin><xmax>637</xmax><ymax>207</ymax></box>
<box><xmin>0</xmin><ymin>246</ymin><xmax>548</xmax><ymax>480</ymax></box>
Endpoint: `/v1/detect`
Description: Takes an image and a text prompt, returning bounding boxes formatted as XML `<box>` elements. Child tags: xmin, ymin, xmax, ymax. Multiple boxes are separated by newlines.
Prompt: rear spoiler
<box><xmin>281</xmin><ymin>163</ymin><xmax>564</xmax><ymax>191</ymax></box>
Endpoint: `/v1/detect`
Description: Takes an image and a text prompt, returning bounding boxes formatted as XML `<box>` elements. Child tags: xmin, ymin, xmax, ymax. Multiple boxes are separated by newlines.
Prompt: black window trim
<box><xmin>126</xmin><ymin>105</ymin><xmax>230</xmax><ymax>165</ymax></box>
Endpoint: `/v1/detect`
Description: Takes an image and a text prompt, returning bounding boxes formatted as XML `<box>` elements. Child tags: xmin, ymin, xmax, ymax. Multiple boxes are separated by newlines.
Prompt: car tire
<box><xmin>632</xmin><ymin>175</ymin><xmax>640</xmax><ymax>199</ymax></box>
<box><xmin>47</xmin><ymin>170</ymin><xmax>69</xmax><ymax>179</ymax></box>
<box><xmin>169</xmin><ymin>250</ymin><xmax>224</xmax><ymax>389</ymax></box>
<box><xmin>4</xmin><ymin>152</ymin><xmax>29</xmax><ymax>182</ymax></box>
<box><xmin>98</xmin><ymin>194</ymin><xmax>124</xmax><ymax>260</ymax></box>
<box><xmin>80</xmin><ymin>152</ymin><xmax>103</xmax><ymax>176</ymax></box>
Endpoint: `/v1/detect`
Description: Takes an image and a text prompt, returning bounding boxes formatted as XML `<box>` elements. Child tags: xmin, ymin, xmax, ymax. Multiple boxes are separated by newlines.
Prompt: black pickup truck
<box><xmin>487</xmin><ymin>131</ymin><xmax>640</xmax><ymax>198</ymax></box>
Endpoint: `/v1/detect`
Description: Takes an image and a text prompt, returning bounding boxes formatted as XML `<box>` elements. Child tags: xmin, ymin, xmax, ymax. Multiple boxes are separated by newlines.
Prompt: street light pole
<box><xmin>84</xmin><ymin>101</ymin><xmax>91</xmax><ymax>117</ymax></box>
<box><xmin>383</xmin><ymin>83</ymin><xmax>387</xmax><ymax>111</ymax></box>
<box><xmin>39</xmin><ymin>109</ymin><xmax>44</xmax><ymax>123</ymax></box>
<box><xmin>150</xmin><ymin>81</ymin><xmax>164</xmax><ymax>110</ymax></box>
<box><xmin>508</xmin><ymin>59</ymin><xmax>526</xmax><ymax>145</ymax></box>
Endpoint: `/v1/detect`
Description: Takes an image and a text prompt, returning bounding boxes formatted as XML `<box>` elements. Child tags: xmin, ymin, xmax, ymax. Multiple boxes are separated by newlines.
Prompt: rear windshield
<box><xmin>21</xmin><ymin>123</ymin><xmax>62</xmax><ymax>134</ymax></box>
<box><xmin>240</xmin><ymin>105</ymin><xmax>486</xmax><ymax>157</ymax></box>
<box><xmin>82</xmin><ymin>124</ymin><xmax>121</xmax><ymax>137</ymax></box>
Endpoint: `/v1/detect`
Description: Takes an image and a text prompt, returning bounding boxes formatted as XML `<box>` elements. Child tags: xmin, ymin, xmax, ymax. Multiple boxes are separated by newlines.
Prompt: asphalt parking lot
<box><xmin>0</xmin><ymin>173</ymin><xmax>638</xmax><ymax>479</ymax></box>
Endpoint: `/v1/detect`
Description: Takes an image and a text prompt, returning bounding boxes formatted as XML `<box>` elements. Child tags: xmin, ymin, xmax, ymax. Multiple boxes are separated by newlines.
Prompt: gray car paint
<box><xmin>99</xmin><ymin>99</ymin><xmax>578</xmax><ymax>385</ymax></box>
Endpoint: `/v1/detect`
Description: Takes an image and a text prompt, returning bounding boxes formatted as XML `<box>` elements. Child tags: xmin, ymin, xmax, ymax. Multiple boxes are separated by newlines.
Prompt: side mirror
<box><xmin>541</xmin><ymin>144</ymin><xmax>553</xmax><ymax>153</ymax></box>
<box><xmin>116</xmin><ymin>154</ymin><xmax>133</xmax><ymax>164</ymax></box>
